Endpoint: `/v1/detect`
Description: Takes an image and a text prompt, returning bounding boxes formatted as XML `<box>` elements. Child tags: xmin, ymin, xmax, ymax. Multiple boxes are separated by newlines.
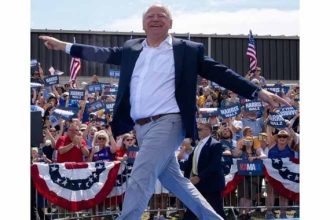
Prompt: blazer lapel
<box><xmin>172</xmin><ymin>37</ymin><xmax>185</xmax><ymax>89</ymax></box>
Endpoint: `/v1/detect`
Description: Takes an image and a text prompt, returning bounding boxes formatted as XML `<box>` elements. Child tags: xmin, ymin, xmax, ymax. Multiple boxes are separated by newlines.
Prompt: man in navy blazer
<box><xmin>40</xmin><ymin>4</ymin><xmax>289</xmax><ymax>220</ymax></box>
<box><xmin>183</xmin><ymin>122</ymin><xmax>226</xmax><ymax>219</ymax></box>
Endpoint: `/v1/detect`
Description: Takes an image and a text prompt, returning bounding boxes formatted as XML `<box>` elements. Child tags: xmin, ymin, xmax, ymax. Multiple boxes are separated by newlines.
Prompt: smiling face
<box><xmin>143</xmin><ymin>5</ymin><xmax>172</xmax><ymax>45</ymax></box>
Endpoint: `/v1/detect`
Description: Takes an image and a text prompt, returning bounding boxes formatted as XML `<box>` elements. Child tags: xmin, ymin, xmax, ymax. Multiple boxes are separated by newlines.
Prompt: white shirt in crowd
<box><xmin>192</xmin><ymin>135</ymin><xmax>211</xmax><ymax>176</ymax></box>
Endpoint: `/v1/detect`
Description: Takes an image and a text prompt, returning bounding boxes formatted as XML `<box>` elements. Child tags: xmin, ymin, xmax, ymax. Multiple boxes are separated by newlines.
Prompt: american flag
<box><xmin>69</xmin><ymin>57</ymin><xmax>81</xmax><ymax>88</ymax></box>
<box><xmin>69</xmin><ymin>37</ymin><xmax>81</xmax><ymax>88</ymax></box>
<box><xmin>246</xmin><ymin>30</ymin><xmax>257</xmax><ymax>72</ymax></box>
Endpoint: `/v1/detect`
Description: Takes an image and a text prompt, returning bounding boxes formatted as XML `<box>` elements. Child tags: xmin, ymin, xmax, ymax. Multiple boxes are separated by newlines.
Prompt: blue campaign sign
<box><xmin>109</xmin><ymin>87</ymin><xmax>118</xmax><ymax>96</ymax></box>
<box><xmin>69</xmin><ymin>89</ymin><xmax>85</xmax><ymax>100</ymax></box>
<box><xmin>52</xmin><ymin>107</ymin><xmax>78</xmax><ymax>121</ymax></box>
<box><xmin>265</xmin><ymin>85</ymin><xmax>290</xmax><ymax>95</ymax></box>
<box><xmin>199</xmin><ymin>108</ymin><xmax>219</xmax><ymax>118</ymax></box>
<box><xmin>268</xmin><ymin>112</ymin><xmax>287</xmax><ymax>129</ymax></box>
<box><xmin>282</xmin><ymin>85</ymin><xmax>290</xmax><ymax>94</ymax></box>
<box><xmin>44</xmin><ymin>75</ymin><xmax>59</xmax><ymax>87</ymax></box>
<box><xmin>196</xmin><ymin>117</ymin><xmax>208</xmax><ymax>123</ymax></box>
<box><xmin>31</xmin><ymin>59</ymin><xmax>39</xmax><ymax>72</ymax></box>
<box><xmin>105</xmin><ymin>101</ymin><xmax>116</xmax><ymax>113</ymax></box>
<box><xmin>244</xmin><ymin>101</ymin><xmax>263</xmax><ymax>113</ymax></box>
<box><xmin>31</xmin><ymin>82</ymin><xmax>43</xmax><ymax>88</ymax></box>
<box><xmin>219</xmin><ymin>103</ymin><xmax>241</xmax><ymax>119</ymax></box>
<box><xmin>49</xmin><ymin>114</ymin><xmax>60</xmax><ymax>127</ymax></box>
<box><xmin>87</xmin><ymin>83</ymin><xmax>102</xmax><ymax>93</ymax></box>
<box><xmin>237</xmin><ymin>159</ymin><xmax>263</xmax><ymax>176</ymax></box>
<box><xmin>89</xmin><ymin>100</ymin><xmax>105</xmax><ymax>113</ymax></box>
<box><xmin>276</xmin><ymin>106</ymin><xmax>297</xmax><ymax>119</ymax></box>
<box><xmin>108</xmin><ymin>69</ymin><xmax>120</xmax><ymax>78</ymax></box>
<box><xmin>100</xmin><ymin>83</ymin><xmax>112</xmax><ymax>95</ymax></box>
<box><xmin>264</xmin><ymin>85</ymin><xmax>282</xmax><ymax>94</ymax></box>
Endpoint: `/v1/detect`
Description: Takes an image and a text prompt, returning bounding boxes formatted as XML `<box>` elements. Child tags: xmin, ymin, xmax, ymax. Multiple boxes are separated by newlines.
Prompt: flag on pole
<box><xmin>246</xmin><ymin>30</ymin><xmax>257</xmax><ymax>72</ymax></box>
<box><xmin>69</xmin><ymin>37</ymin><xmax>81</xmax><ymax>88</ymax></box>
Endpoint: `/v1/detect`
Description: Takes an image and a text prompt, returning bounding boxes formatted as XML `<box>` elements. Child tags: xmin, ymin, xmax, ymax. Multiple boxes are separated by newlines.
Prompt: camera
<box><xmin>38</xmin><ymin>148</ymin><xmax>43</xmax><ymax>157</ymax></box>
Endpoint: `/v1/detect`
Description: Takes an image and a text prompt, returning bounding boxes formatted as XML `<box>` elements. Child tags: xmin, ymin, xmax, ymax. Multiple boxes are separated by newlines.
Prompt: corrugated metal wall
<box><xmin>31</xmin><ymin>29</ymin><xmax>299</xmax><ymax>80</ymax></box>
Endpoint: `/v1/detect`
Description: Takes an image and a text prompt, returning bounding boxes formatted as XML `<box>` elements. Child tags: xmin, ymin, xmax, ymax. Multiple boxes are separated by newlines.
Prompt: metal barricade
<box><xmin>32</xmin><ymin>161</ymin><xmax>299</xmax><ymax>219</ymax></box>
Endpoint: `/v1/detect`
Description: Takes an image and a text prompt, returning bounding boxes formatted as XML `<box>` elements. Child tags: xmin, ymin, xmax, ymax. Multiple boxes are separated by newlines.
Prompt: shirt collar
<box><xmin>142</xmin><ymin>34</ymin><xmax>172</xmax><ymax>48</ymax></box>
<box><xmin>199</xmin><ymin>135</ymin><xmax>211</xmax><ymax>145</ymax></box>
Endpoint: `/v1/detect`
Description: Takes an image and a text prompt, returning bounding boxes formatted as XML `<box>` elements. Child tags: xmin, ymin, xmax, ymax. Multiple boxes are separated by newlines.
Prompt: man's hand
<box><xmin>39</xmin><ymin>36</ymin><xmax>67</xmax><ymax>51</ymax></box>
<box><xmin>258</xmin><ymin>89</ymin><xmax>291</xmax><ymax>108</ymax></box>
<box><xmin>72</xmin><ymin>136</ymin><xmax>82</xmax><ymax>147</ymax></box>
<box><xmin>190</xmin><ymin>176</ymin><xmax>200</xmax><ymax>185</ymax></box>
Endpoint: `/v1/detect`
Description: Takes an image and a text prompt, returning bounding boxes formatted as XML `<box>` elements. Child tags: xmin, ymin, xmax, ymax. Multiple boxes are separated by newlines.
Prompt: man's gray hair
<box><xmin>143</xmin><ymin>4</ymin><xmax>172</xmax><ymax>19</ymax></box>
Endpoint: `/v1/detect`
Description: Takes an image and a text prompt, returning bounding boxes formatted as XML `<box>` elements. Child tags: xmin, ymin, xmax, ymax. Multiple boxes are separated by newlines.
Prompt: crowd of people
<box><xmin>31</xmin><ymin>59</ymin><xmax>299</xmax><ymax>220</ymax></box>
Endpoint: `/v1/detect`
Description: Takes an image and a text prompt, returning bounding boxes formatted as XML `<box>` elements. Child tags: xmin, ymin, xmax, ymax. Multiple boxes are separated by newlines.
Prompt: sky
<box><xmin>31</xmin><ymin>0</ymin><xmax>299</xmax><ymax>36</ymax></box>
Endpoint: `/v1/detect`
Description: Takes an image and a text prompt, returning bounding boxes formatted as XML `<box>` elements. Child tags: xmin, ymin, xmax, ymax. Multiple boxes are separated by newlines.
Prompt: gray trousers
<box><xmin>117</xmin><ymin>114</ymin><xmax>223</xmax><ymax>220</ymax></box>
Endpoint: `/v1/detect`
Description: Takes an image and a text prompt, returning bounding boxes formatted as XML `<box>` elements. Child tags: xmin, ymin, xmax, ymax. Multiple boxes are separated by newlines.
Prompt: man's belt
<box><xmin>135</xmin><ymin>113</ymin><xmax>179</xmax><ymax>126</ymax></box>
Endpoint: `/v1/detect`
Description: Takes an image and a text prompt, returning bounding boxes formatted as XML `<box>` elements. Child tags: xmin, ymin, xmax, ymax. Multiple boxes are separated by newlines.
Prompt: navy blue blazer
<box><xmin>70</xmin><ymin>37</ymin><xmax>259</xmax><ymax>138</ymax></box>
<box><xmin>184</xmin><ymin>137</ymin><xmax>225</xmax><ymax>193</ymax></box>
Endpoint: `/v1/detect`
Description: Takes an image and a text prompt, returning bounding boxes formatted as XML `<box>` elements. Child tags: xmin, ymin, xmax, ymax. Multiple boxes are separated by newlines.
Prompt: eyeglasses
<box><xmin>98</xmin><ymin>137</ymin><xmax>106</xmax><ymax>140</ymax></box>
<box><xmin>125</xmin><ymin>139</ymin><xmax>133</xmax><ymax>141</ymax></box>
<box><xmin>277</xmin><ymin>135</ymin><xmax>288</xmax><ymax>139</ymax></box>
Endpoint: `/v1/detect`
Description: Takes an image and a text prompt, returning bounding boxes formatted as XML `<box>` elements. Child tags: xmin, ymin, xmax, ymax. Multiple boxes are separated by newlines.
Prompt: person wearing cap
<box><xmin>40</xmin><ymin>4</ymin><xmax>290</xmax><ymax>219</ymax></box>
<box><xmin>264</xmin><ymin>129</ymin><xmax>294</xmax><ymax>219</ymax></box>
<box><xmin>251</xmin><ymin>67</ymin><xmax>267</xmax><ymax>87</ymax></box>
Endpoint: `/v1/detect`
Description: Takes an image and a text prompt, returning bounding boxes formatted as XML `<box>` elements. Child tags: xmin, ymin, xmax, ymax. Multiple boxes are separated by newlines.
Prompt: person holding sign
<box><xmin>39</xmin><ymin>4</ymin><xmax>289</xmax><ymax>219</ymax></box>
<box><xmin>233</xmin><ymin>134</ymin><xmax>267</xmax><ymax>219</ymax></box>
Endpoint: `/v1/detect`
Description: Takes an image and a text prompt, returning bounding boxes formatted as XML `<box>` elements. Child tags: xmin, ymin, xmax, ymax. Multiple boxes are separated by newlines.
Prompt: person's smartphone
<box><xmin>38</xmin><ymin>148</ymin><xmax>43</xmax><ymax>157</ymax></box>
<box><xmin>221</xmin><ymin>122</ymin><xmax>228</xmax><ymax>127</ymax></box>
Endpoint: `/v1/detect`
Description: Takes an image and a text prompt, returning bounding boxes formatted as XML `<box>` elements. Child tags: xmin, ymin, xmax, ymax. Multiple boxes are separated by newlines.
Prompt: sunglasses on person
<box><xmin>98</xmin><ymin>137</ymin><xmax>106</xmax><ymax>140</ymax></box>
<box><xmin>125</xmin><ymin>138</ymin><xmax>133</xmax><ymax>141</ymax></box>
<box><xmin>277</xmin><ymin>135</ymin><xmax>288</xmax><ymax>139</ymax></box>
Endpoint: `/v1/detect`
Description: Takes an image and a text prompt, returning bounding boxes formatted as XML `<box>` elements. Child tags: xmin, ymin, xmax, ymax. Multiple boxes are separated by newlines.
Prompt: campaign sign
<box><xmin>87</xmin><ymin>83</ymin><xmax>102</xmax><ymax>93</ymax></box>
<box><xmin>268</xmin><ymin>112</ymin><xmax>287</xmax><ymax>129</ymax></box>
<box><xmin>52</xmin><ymin>107</ymin><xmax>78</xmax><ymax>121</ymax></box>
<box><xmin>100</xmin><ymin>83</ymin><xmax>112</xmax><ymax>95</ymax></box>
<box><xmin>105</xmin><ymin>101</ymin><xmax>116</xmax><ymax>113</ymax></box>
<box><xmin>89</xmin><ymin>100</ymin><xmax>105</xmax><ymax>113</ymax></box>
<box><xmin>282</xmin><ymin>85</ymin><xmax>290</xmax><ymax>94</ymax></box>
<box><xmin>211</xmin><ymin>82</ymin><xmax>220</xmax><ymax>89</ymax></box>
<box><xmin>264</xmin><ymin>85</ymin><xmax>290</xmax><ymax>95</ymax></box>
<box><xmin>31</xmin><ymin>59</ymin><xmax>39</xmax><ymax>72</ymax></box>
<box><xmin>31</xmin><ymin>105</ymin><xmax>45</xmax><ymax>117</ymax></box>
<box><xmin>196</xmin><ymin>117</ymin><xmax>208</xmax><ymax>123</ymax></box>
<box><xmin>31</xmin><ymin>82</ymin><xmax>43</xmax><ymax>88</ymax></box>
<box><xmin>244</xmin><ymin>101</ymin><xmax>263</xmax><ymax>113</ymax></box>
<box><xmin>219</xmin><ymin>104</ymin><xmax>241</xmax><ymax>119</ymax></box>
<box><xmin>199</xmin><ymin>108</ymin><xmax>219</xmax><ymax>118</ymax></box>
<box><xmin>109</xmin><ymin>87</ymin><xmax>118</xmax><ymax>96</ymax></box>
<box><xmin>109</xmin><ymin>69</ymin><xmax>120</xmax><ymax>78</ymax></box>
<box><xmin>44</xmin><ymin>75</ymin><xmax>59</xmax><ymax>87</ymax></box>
<box><xmin>49</xmin><ymin>114</ymin><xmax>60</xmax><ymax>127</ymax></box>
<box><xmin>237</xmin><ymin>159</ymin><xmax>263</xmax><ymax>176</ymax></box>
<box><xmin>276</xmin><ymin>106</ymin><xmax>297</xmax><ymax>119</ymax></box>
<box><xmin>69</xmin><ymin>89</ymin><xmax>85</xmax><ymax>101</ymax></box>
